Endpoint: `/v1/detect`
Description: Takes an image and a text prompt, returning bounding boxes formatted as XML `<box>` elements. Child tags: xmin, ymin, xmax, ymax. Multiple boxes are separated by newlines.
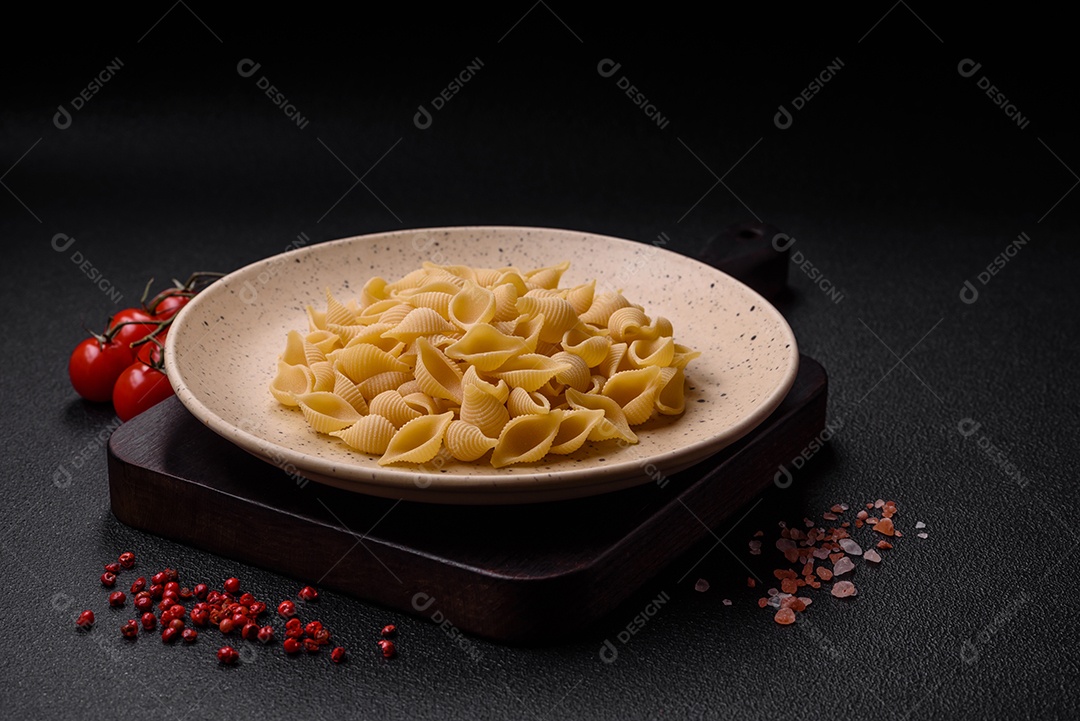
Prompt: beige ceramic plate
<box><xmin>165</xmin><ymin>226</ymin><xmax>798</xmax><ymax>504</ymax></box>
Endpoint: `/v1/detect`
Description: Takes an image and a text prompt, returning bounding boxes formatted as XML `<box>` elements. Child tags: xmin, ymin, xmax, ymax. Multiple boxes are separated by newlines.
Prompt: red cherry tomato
<box><xmin>134</xmin><ymin>328</ymin><xmax>169</xmax><ymax>366</ymax></box>
<box><xmin>109</xmin><ymin>308</ymin><xmax>159</xmax><ymax>355</ymax></box>
<box><xmin>113</xmin><ymin>363</ymin><xmax>176</xmax><ymax>421</ymax></box>
<box><xmin>69</xmin><ymin>337</ymin><xmax>134</xmax><ymax>402</ymax></box>
<box><xmin>150</xmin><ymin>293</ymin><xmax>191</xmax><ymax>320</ymax></box>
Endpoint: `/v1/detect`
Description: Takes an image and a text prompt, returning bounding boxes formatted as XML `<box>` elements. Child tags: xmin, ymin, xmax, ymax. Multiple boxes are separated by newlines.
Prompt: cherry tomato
<box><xmin>113</xmin><ymin>363</ymin><xmax>176</xmax><ymax>421</ymax></box>
<box><xmin>69</xmin><ymin>337</ymin><xmax>134</xmax><ymax>402</ymax></box>
<box><xmin>134</xmin><ymin>332</ymin><xmax>167</xmax><ymax>366</ymax></box>
<box><xmin>150</xmin><ymin>293</ymin><xmax>191</xmax><ymax>320</ymax></box>
<box><xmin>109</xmin><ymin>308</ymin><xmax>159</xmax><ymax>356</ymax></box>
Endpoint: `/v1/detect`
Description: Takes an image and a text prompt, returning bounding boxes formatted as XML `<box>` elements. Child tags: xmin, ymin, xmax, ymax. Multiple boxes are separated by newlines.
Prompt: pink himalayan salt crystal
<box><xmin>830</xmin><ymin>504</ymin><xmax>845</xmax><ymax>514</ymax></box>
<box><xmin>838</xmin><ymin>538</ymin><xmax>863</xmax><ymax>556</ymax></box>
<box><xmin>915</xmin><ymin>521</ymin><xmax>926</xmax><ymax>529</ymax></box>
<box><xmin>831</xmin><ymin>581</ymin><xmax>858</xmax><ymax>598</ymax></box>
<box><xmin>840</xmin><ymin>503</ymin><xmax>849</xmax><ymax>511</ymax></box>
<box><xmin>798</xmin><ymin>596</ymin><xmax>813</xmax><ymax>607</ymax></box>
<box><xmin>857</xmin><ymin>510</ymin><xmax>869</xmax><ymax>520</ymax></box>
<box><xmin>722</xmin><ymin>599</ymin><xmax>732</xmax><ymax>606</ymax></box>
<box><xmin>832</xmin><ymin>556</ymin><xmax>856</xmax><ymax>576</ymax></box>
<box><xmin>767</xmin><ymin>588</ymin><xmax>779</xmax><ymax>597</ymax></box>
<box><xmin>803</xmin><ymin>518</ymin><xmax>815</xmax><ymax>528</ymax></box>
<box><xmin>917</xmin><ymin>532</ymin><xmax>929</xmax><ymax>539</ymax></box>
<box><xmin>823</xmin><ymin>512</ymin><xmax>838</xmax><ymax>521</ymax></box>
<box><xmin>874</xmin><ymin>499</ymin><xmax>885</xmax><ymax>509</ymax></box>
<box><xmin>753</xmin><ymin>530</ymin><xmax>764</xmax><ymax>537</ymax></box>
<box><xmin>812</xmin><ymin>548</ymin><xmax>831</xmax><ymax>560</ymax></box>
<box><xmin>776</xmin><ymin>539</ymin><xmax>796</xmax><ymax>552</ymax></box>
<box><xmin>863</xmin><ymin>549</ymin><xmax>882</xmax><ymax>563</ymax></box>
<box><xmin>694</xmin><ymin>578</ymin><xmax>710</xmax><ymax>592</ymax></box>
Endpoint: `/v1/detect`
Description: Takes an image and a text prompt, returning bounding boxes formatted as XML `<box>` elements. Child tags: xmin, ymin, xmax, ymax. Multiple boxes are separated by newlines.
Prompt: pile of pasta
<box><xmin>269</xmin><ymin>261</ymin><xmax>699</xmax><ymax>468</ymax></box>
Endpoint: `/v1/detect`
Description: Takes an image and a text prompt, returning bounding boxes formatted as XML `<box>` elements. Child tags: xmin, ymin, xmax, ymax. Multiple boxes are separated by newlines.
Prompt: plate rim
<box><xmin>164</xmin><ymin>225</ymin><xmax>800</xmax><ymax>501</ymax></box>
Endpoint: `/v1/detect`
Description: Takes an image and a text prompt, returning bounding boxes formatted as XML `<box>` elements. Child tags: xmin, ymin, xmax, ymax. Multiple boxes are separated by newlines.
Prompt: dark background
<box><xmin>3</xmin><ymin>5</ymin><xmax>1077</xmax><ymax>719</ymax></box>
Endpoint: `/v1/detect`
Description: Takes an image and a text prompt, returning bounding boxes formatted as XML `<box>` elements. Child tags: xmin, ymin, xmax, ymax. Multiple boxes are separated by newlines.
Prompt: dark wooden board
<box><xmin>107</xmin><ymin>221</ymin><xmax>827</xmax><ymax>643</ymax></box>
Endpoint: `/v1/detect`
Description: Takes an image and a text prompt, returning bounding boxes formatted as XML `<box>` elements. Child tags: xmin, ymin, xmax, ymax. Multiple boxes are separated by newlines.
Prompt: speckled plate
<box><xmin>165</xmin><ymin>226</ymin><xmax>798</xmax><ymax>504</ymax></box>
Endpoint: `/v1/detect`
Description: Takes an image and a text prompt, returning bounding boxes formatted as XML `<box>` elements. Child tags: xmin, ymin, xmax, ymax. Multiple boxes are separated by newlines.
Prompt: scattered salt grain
<box><xmin>830</xmin><ymin>504</ymin><xmax>845</xmax><ymax>514</ymax></box>
<box><xmin>812</xmin><ymin>548</ymin><xmax>831</xmax><ymax>560</ymax></box>
<box><xmin>823</xmin><ymin>512</ymin><xmax>838</xmax><ymax>521</ymax></box>
<box><xmin>863</xmin><ymin>549</ymin><xmax>882</xmax><ymax>563</ymax></box>
<box><xmin>831</xmin><ymin>581</ymin><xmax>857</xmax><ymax>598</ymax></box>
<box><xmin>694</xmin><ymin>578</ymin><xmax>710</xmax><ymax>592</ymax></box>
<box><xmin>874</xmin><ymin>499</ymin><xmax>885</xmax><ymax>509</ymax></box>
<box><xmin>915</xmin><ymin>521</ymin><xmax>926</xmax><ymax>529</ymax></box>
<box><xmin>767</xmin><ymin>588</ymin><xmax>779</xmax><ymax>597</ymax></box>
<box><xmin>917</xmin><ymin>532</ymin><xmax>928</xmax><ymax>539</ymax></box>
<box><xmin>838</xmin><ymin>538</ymin><xmax>863</xmax><ymax>556</ymax></box>
<box><xmin>722</xmin><ymin>599</ymin><xmax>732</xmax><ymax>606</ymax></box>
<box><xmin>832</xmin><ymin>556</ymin><xmax>855</xmax><ymax>576</ymax></box>
<box><xmin>774</xmin><ymin>608</ymin><xmax>796</xmax><ymax>625</ymax></box>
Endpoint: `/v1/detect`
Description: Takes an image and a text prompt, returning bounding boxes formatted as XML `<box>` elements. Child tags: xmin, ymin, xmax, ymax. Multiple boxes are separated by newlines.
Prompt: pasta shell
<box><xmin>355</xmin><ymin>298</ymin><xmax>402</xmax><ymax>325</ymax></box>
<box><xmin>565</xmin><ymin>279</ymin><xmax>596</xmax><ymax>315</ymax></box>
<box><xmin>383</xmin><ymin>268</ymin><xmax>428</xmax><ymax>294</ymax></box>
<box><xmin>303</xmin><ymin>340</ymin><xmax>326</xmax><ymax>366</ymax></box>
<box><xmin>507</xmin><ymin>387</ymin><xmax>550</xmax><ymax>417</ymax></box>
<box><xmin>565</xmin><ymin>388</ymin><xmax>637</xmax><ymax>444</ymax></box>
<box><xmin>378</xmin><ymin>412</ymin><xmax>454</xmax><ymax>465</ymax></box>
<box><xmin>444</xmin><ymin>421</ymin><xmax>498</xmax><ymax>462</ymax></box>
<box><xmin>402</xmin><ymin>392</ymin><xmax>442</xmax><ymax>416</ymax></box>
<box><xmin>310</xmin><ymin>361</ymin><xmax>336</xmax><ymax>392</ymax></box>
<box><xmin>549</xmin><ymin>408</ymin><xmax>605</xmax><ymax>455</ymax></box>
<box><xmin>368</xmin><ymin>390</ymin><xmax>423</xmax><ymax>428</ymax></box>
<box><xmin>334</xmin><ymin>344</ymin><xmax>410</xmax><ymax>383</ymax></box>
<box><xmin>444</xmin><ymin>324</ymin><xmax>528</xmax><ymax>372</ymax></box>
<box><xmin>306</xmin><ymin>305</ymin><xmax>327</xmax><ymax>331</ymax></box>
<box><xmin>305</xmin><ymin>329</ymin><xmax>343</xmax><ymax>355</ymax></box>
<box><xmin>490</xmin><ymin>282</ymin><xmax>521</xmax><ymax>322</ymax></box>
<box><xmin>652</xmin><ymin>316</ymin><xmax>674</xmax><ymax>338</ymax></box>
<box><xmin>516</xmin><ymin>294</ymin><xmax>578</xmax><ymax>343</ymax></box>
<box><xmin>597</xmin><ymin>342</ymin><xmax>628</xmax><ymax>378</ymax></box>
<box><xmin>296</xmin><ymin>392</ymin><xmax>363</xmax><ymax>434</ymax></box>
<box><xmin>603</xmin><ymin>366</ymin><xmax>662</xmax><ymax>425</ymax></box>
<box><xmin>324</xmin><ymin>288</ymin><xmax>356</xmax><ymax>326</ymax></box>
<box><xmin>281</xmin><ymin>330</ymin><xmax>308</xmax><ymax>366</ymax></box>
<box><xmin>459</xmin><ymin>383</ymin><xmax>510</xmax><ymax>438</ymax></box>
<box><xmin>627</xmin><ymin>337</ymin><xmax>675</xmax><ymax>368</ymax></box>
<box><xmin>357</xmin><ymin>371</ymin><xmax>413</xmax><ymax>400</ymax></box>
<box><xmin>269</xmin><ymin>360</ymin><xmax>314</xmax><ymax>406</ymax></box>
<box><xmin>448</xmin><ymin>281</ymin><xmax>496</xmax><ymax>330</ymax></box>
<box><xmin>579</xmin><ymin>291</ymin><xmax>633</xmax><ymax>326</ymax></box>
<box><xmin>491</xmin><ymin>411</ymin><xmax>563</xmax><ymax>468</ymax></box>
<box><xmin>490</xmin><ymin>354</ymin><xmax>571</xmax><ymax>392</ymax></box>
<box><xmin>561</xmin><ymin>326</ymin><xmax>610</xmax><ymax>368</ymax></box>
<box><xmin>413</xmin><ymin>336</ymin><xmax>464</xmax><ymax>403</ymax></box>
<box><xmin>385</xmin><ymin>307</ymin><xmax>459</xmax><ymax>342</ymax></box>
<box><xmin>423</xmin><ymin>261</ymin><xmax>477</xmax><ymax>283</ymax></box>
<box><xmin>342</xmin><ymin>323</ymin><xmax>400</xmax><ymax>352</ymax></box>
<box><xmin>524</xmin><ymin>260</ymin><xmax>570</xmax><ymax>289</ymax></box>
<box><xmin>473</xmin><ymin>266</ymin><xmax>504</xmax><ymax>288</ymax></box>
<box><xmin>377</xmin><ymin>303</ymin><xmax>416</xmax><ymax>328</ymax></box>
<box><xmin>607</xmin><ymin>307</ymin><xmax>652</xmax><ymax>343</ymax></box>
<box><xmin>461</xmin><ymin>366</ymin><xmax>509</xmax><ymax>403</ymax></box>
<box><xmin>332</xmin><ymin>370</ymin><xmax>368</xmax><ymax>414</ymax></box>
<box><xmin>359</xmin><ymin>276</ymin><xmax>388</xmax><ymax>308</ymax></box>
<box><xmin>550</xmin><ymin>351</ymin><xmax>591</xmax><ymax>391</ymax></box>
<box><xmin>671</xmin><ymin>343</ymin><xmax>702</xmax><ymax>370</ymax></box>
<box><xmin>404</xmin><ymin>291</ymin><xmax>454</xmax><ymax>318</ymax></box>
<box><xmin>330</xmin><ymin>414</ymin><xmax>397</xmax><ymax>455</ymax></box>
<box><xmin>655</xmin><ymin>367</ymin><xmax>686</xmax><ymax>415</ymax></box>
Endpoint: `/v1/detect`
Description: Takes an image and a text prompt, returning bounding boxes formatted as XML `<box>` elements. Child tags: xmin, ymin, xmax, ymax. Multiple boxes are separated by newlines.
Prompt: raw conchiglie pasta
<box><xmin>491</xmin><ymin>412</ymin><xmax>563</xmax><ymax>468</ymax></box>
<box><xmin>296</xmin><ymin>392</ymin><xmax>363</xmax><ymax>434</ymax></box>
<box><xmin>444</xmin><ymin>421</ymin><xmax>498</xmax><ymax>461</ymax></box>
<box><xmin>269</xmin><ymin>360</ymin><xmax>314</xmax><ymax>406</ymax></box>
<box><xmin>378</xmin><ymin>412</ymin><xmax>454</xmax><ymax>465</ymax></box>
<box><xmin>330</xmin><ymin>414</ymin><xmax>397</xmax><ymax>454</ymax></box>
<box><xmin>271</xmin><ymin>260</ymin><xmax>697</xmax><ymax>467</ymax></box>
